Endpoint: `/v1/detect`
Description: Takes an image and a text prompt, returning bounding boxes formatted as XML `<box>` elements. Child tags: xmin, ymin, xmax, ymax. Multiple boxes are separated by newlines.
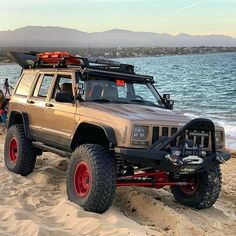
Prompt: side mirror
<box><xmin>163</xmin><ymin>94</ymin><xmax>170</xmax><ymax>99</ymax></box>
<box><xmin>55</xmin><ymin>92</ymin><xmax>74</xmax><ymax>103</ymax></box>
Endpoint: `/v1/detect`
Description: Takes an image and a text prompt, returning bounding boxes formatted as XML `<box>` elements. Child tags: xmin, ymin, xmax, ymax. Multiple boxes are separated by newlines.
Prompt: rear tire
<box><xmin>171</xmin><ymin>165</ymin><xmax>222</xmax><ymax>209</ymax></box>
<box><xmin>4</xmin><ymin>124</ymin><xmax>37</xmax><ymax>176</ymax></box>
<box><xmin>66</xmin><ymin>144</ymin><xmax>116</xmax><ymax>213</ymax></box>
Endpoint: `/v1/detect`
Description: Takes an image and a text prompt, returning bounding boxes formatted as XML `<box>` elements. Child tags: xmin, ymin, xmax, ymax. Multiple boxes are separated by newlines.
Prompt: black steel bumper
<box><xmin>115</xmin><ymin>118</ymin><xmax>232</xmax><ymax>174</ymax></box>
<box><xmin>115</xmin><ymin>147</ymin><xmax>231</xmax><ymax>173</ymax></box>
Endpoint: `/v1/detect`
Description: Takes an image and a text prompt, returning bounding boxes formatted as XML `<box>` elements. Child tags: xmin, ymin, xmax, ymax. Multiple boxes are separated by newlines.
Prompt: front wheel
<box><xmin>66</xmin><ymin>144</ymin><xmax>116</xmax><ymax>213</ymax></box>
<box><xmin>171</xmin><ymin>165</ymin><xmax>222</xmax><ymax>209</ymax></box>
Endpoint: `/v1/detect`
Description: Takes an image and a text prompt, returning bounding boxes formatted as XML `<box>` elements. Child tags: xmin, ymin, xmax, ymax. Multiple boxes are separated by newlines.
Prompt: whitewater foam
<box><xmin>183</xmin><ymin>113</ymin><xmax>236</xmax><ymax>150</ymax></box>
<box><xmin>216</xmin><ymin>121</ymin><xmax>236</xmax><ymax>150</ymax></box>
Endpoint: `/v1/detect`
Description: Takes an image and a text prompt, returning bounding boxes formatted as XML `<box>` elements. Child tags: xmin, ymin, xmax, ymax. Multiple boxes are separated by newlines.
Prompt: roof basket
<box><xmin>9</xmin><ymin>51</ymin><xmax>134</xmax><ymax>73</ymax></box>
<box><xmin>35</xmin><ymin>51</ymin><xmax>84</xmax><ymax>68</ymax></box>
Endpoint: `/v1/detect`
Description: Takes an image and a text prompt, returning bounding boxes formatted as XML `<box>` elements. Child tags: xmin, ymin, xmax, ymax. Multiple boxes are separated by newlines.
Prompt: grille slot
<box><xmin>170</xmin><ymin>128</ymin><xmax>178</xmax><ymax>146</ymax></box>
<box><xmin>171</xmin><ymin>128</ymin><xmax>178</xmax><ymax>135</ymax></box>
<box><xmin>162</xmin><ymin>127</ymin><xmax>169</xmax><ymax>136</ymax></box>
<box><xmin>152</xmin><ymin>127</ymin><xmax>159</xmax><ymax>144</ymax></box>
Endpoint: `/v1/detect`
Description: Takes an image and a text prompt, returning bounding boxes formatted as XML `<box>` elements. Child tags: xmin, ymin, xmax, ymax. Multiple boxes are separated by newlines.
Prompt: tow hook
<box><xmin>165</xmin><ymin>154</ymin><xmax>183</xmax><ymax>165</ymax></box>
<box><xmin>215</xmin><ymin>152</ymin><xmax>231</xmax><ymax>163</ymax></box>
<box><xmin>216</xmin><ymin>155</ymin><xmax>226</xmax><ymax>163</ymax></box>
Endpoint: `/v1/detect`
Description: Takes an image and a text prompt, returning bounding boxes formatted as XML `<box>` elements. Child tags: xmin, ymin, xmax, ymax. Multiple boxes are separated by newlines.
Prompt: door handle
<box><xmin>46</xmin><ymin>103</ymin><xmax>54</xmax><ymax>107</ymax></box>
<box><xmin>27</xmin><ymin>99</ymin><xmax>35</xmax><ymax>104</ymax></box>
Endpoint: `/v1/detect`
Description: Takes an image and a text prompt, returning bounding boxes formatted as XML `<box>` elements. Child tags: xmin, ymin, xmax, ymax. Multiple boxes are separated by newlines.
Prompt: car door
<box><xmin>26</xmin><ymin>73</ymin><xmax>55</xmax><ymax>141</ymax></box>
<box><xmin>43</xmin><ymin>72</ymin><xmax>77</xmax><ymax>150</ymax></box>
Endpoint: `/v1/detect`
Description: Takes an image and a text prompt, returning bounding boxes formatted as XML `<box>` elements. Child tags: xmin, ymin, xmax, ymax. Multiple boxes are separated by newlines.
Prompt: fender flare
<box><xmin>8</xmin><ymin>110</ymin><xmax>33</xmax><ymax>140</ymax></box>
<box><xmin>71</xmin><ymin>122</ymin><xmax>117</xmax><ymax>149</ymax></box>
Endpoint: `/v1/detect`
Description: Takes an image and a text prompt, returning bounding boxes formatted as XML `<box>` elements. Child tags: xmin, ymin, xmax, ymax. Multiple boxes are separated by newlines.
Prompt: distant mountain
<box><xmin>0</xmin><ymin>26</ymin><xmax>236</xmax><ymax>47</ymax></box>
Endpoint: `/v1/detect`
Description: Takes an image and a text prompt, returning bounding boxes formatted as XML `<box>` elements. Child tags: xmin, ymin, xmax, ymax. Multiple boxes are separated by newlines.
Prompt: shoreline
<box><xmin>114</xmin><ymin>51</ymin><xmax>236</xmax><ymax>60</ymax></box>
<box><xmin>0</xmin><ymin>51</ymin><xmax>236</xmax><ymax>64</ymax></box>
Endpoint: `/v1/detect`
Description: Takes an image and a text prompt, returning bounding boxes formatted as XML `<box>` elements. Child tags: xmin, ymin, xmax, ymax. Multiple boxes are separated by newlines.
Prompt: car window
<box><xmin>133</xmin><ymin>83</ymin><xmax>158</xmax><ymax>103</ymax></box>
<box><xmin>117</xmin><ymin>80</ymin><xmax>128</xmax><ymax>98</ymax></box>
<box><xmin>52</xmin><ymin>74</ymin><xmax>73</xmax><ymax>99</ymax></box>
<box><xmin>15</xmin><ymin>73</ymin><xmax>36</xmax><ymax>96</ymax></box>
<box><xmin>33</xmin><ymin>74</ymin><xmax>54</xmax><ymax>98</ymax></box>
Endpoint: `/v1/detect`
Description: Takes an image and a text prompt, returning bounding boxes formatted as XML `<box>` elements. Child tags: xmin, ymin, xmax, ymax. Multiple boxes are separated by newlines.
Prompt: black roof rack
<box><xmin>9</xmin><ymin>51</ymin><xmax>154</xmax><ymax>83</ymax></box>
<box><xmin>9</xmin><ymin>51</ymin><xmax>134</xmax><ymax>73</ymax></box>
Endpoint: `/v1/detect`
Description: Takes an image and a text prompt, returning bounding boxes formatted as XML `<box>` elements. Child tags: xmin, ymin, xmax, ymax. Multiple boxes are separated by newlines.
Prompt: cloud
<box><xmin>175</xmin><ymin>1</ymin><xmax>199</xmax><ymax>14</ymax></box>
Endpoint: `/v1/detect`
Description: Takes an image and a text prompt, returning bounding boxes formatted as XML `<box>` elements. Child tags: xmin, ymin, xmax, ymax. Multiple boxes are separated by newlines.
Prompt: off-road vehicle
<box><xmin>5</xmin><ymin>51</ymin><xmax>231</xmax><ymax>213</ymax></box>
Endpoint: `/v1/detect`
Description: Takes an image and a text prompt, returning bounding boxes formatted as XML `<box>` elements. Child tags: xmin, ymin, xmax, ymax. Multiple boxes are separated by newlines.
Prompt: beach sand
<box><xmin>0</xmin><ymin>134</ymin><xmax>235</xmax><ymax>236</ymax></box>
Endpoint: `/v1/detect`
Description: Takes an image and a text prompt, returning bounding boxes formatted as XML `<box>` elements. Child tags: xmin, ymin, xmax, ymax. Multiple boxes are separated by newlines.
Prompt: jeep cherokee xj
<box><xmin>4</xmin><ymin>51</ymin><xmax>231</xmax><ymax>213</ymax></box>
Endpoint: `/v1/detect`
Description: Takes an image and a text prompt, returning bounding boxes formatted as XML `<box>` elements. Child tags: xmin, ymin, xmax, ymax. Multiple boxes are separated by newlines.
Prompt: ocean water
<box><xmin>0</xmin><ymin>52</ymin><xmax>236</xmax><ymax>149</ymax></box>
<box><xmin>119</xmin><ymin>53</ymin><xmax>236</xmax><ymax>150</ymax></box>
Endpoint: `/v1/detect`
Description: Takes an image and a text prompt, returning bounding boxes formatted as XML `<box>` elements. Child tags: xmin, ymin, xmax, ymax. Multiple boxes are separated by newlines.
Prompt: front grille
<box><xmin>152</xmin><ymin>126</ymin><xmax>178</xmax><ymax>146</ymax></box>
<box><xmin>152</xmin><ymin>126</ymin><xmax>210</xmax><ymax>148</ymax></box>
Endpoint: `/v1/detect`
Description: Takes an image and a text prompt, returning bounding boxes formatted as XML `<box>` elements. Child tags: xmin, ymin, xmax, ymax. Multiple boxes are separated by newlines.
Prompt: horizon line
<box><xmin>1</xmin><ymin>25</ymin><xmax>236</xmax><ymax>39</ymax></box>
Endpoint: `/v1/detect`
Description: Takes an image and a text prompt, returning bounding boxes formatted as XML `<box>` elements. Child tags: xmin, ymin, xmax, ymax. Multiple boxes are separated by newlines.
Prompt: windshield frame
<box><xmin>76</xmin><ymin>71</ymin><xmax>166</xmax><ymax>108</ymax></box>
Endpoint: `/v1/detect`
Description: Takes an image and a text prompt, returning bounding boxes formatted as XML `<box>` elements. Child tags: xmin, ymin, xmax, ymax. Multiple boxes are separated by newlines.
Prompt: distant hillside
<box><xmin>0</xmin><ymin>26</ymin><xmax>236</xmax><ymax>47</ymax></box>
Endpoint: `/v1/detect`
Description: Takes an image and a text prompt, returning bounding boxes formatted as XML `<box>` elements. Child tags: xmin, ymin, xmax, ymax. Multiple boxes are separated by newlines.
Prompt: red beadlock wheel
<box><xmin>9</xmin><ymin>137</ymin><xmax>18</xmax><ymax>164</ymax></box>
<box><xmin>171</xmin><ymin>165</ymin><xmax>222</xmax><ymax>209</ymax></box>
<box><xmin>66</xmin><ymin>144</ymin><xmax>116</xmax><ymax>213</ymax></box>
<box><xmin>74</xmin><ymin>162</ymin><xmax>91</xmax><ymax>198</ymax></box>
<box><xmin>180</xmin><ymin>183</ymin><xmax>198</xmax><ymax>195</ymax></box>
<box><xmin>180</xmin><ymin>175</ymin><xmax>199</xmax><ymax>195</ymax></box>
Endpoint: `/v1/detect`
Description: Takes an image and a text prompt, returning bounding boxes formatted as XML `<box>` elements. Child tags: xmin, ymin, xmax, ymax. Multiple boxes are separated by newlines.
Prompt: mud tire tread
<box><xmin>66</xmin><ymin>144</ymin><xmax>116</xmax><ymax>213</ymax></box>
<box><xmin>171</xmin><ymin>165</ymin><xmax>222</xmax><ymax>209</ymax></box>
<box><xmin>4</xmin><ymin>124</ymin><xmax>37</xmax><ymax>176</ymax></box>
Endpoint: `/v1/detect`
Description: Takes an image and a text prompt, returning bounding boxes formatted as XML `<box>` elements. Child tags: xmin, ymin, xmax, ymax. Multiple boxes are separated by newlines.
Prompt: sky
<box><xmin>0</xmin><ymin>0</ymin><xmax>235</xmax><ymax>37</ymax></box>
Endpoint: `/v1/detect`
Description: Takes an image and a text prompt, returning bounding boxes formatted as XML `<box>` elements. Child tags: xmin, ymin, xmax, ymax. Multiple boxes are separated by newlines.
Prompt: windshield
<box><xmin>77</xmin><ymin>75</ymin><xmax>164</xmax><ymax>107</ymax></box>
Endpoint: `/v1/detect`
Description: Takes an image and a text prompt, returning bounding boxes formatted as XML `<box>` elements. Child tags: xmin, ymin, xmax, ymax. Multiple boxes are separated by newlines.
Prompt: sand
<box><xmin>0</xmin><ymin>134</ymin><xmax>235</xmax><ymax>236</ymax></box>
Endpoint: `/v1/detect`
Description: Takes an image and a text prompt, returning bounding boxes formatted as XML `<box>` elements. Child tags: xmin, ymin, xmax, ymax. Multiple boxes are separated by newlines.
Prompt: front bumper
<box><xmin>116</xmin><ymin>118</ymin><xmax>231</xmax><ymax>174</ymax></box>
<box><xmin>115</xmin><ymin>147</ymin><xmax>231</xmax><ymax>173</ymax></box>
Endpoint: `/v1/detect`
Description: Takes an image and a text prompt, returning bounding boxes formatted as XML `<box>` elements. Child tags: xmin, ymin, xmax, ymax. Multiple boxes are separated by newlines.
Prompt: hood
<box><xmin>83</xmin><ymin>102</ymin><xmax>191</xmax><ymax>125</ymax></box>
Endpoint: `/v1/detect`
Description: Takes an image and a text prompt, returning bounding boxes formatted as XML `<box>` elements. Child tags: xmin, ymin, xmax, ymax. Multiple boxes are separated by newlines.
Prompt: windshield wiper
<box><xmin>89</xmin><ymin>98</ymin><xmax>113</xmax><ymax>102</ymax></box>
<box><xmin>87</xmin><ymin>99</ymin><xmax>129</xmax><ymax>104</ymax></box>
<box><xmin>128</xmin><ymin>99</ymin><xmax>161</xmax><ymax>108</ymax></box>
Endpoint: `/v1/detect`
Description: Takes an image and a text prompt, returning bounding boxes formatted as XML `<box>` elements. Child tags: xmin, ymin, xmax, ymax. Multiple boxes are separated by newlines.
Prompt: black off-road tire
<box><xmin>4</xmin><ymin>124</ymin><xmax>37</xmax><ymax>176</ymax></box>
<box><xmin>171</xmin><ymin>165</ymin><xmax>222</xmax><ymax>209</ymax></box>
<box><xmin>66</xmin><ymin>144</ymin><xmax>116</xmax><ymax>213</ymax></box>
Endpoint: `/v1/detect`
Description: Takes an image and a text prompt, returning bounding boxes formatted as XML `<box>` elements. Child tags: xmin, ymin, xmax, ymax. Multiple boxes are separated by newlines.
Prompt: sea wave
<box><xmin>183</xmin><ymin>113</ymin><xmax>198</xmax><ymax>119</ymax></box>
<box><xmin>216</xmin><ymin>121</ymin><xmax>236</xmax><ymax>150</ymax></box>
